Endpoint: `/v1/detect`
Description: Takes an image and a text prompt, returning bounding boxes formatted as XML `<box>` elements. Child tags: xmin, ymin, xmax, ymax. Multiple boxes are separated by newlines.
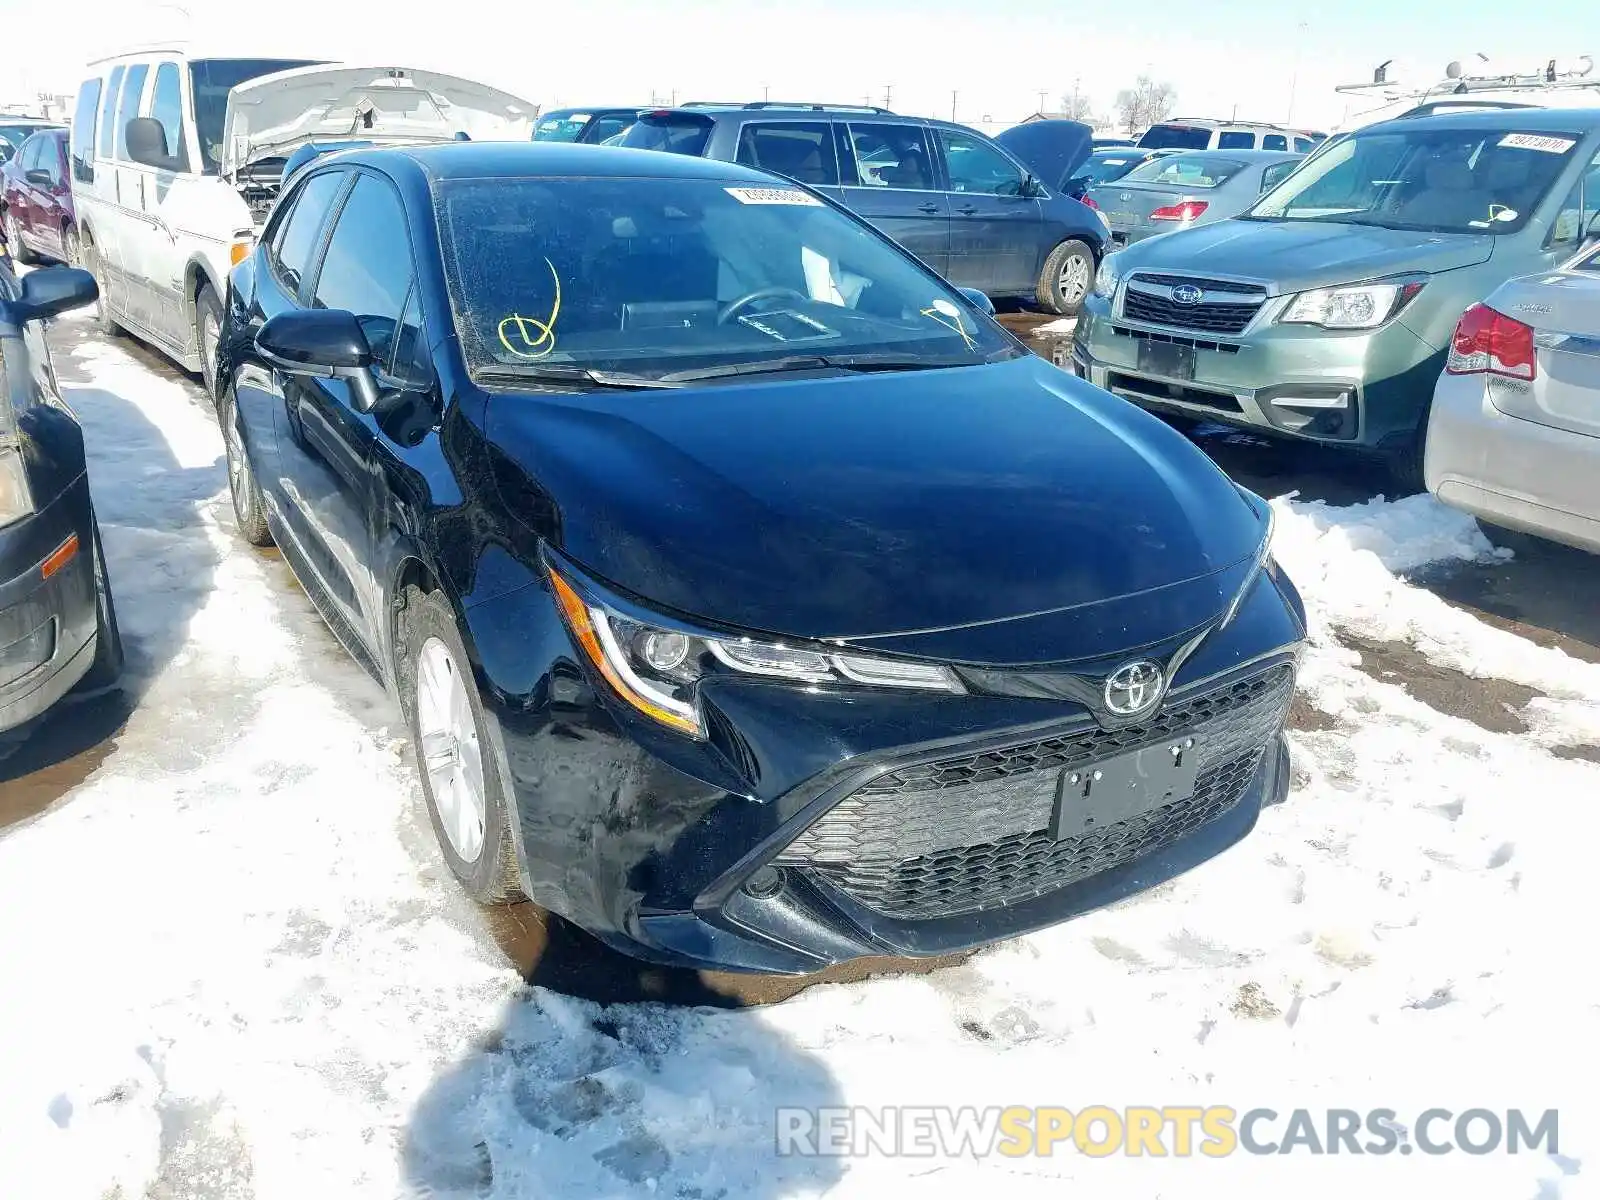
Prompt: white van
<box><xmin>69</xmin><ymin>51</ymin><xmax>536</xmax><ymax>392</ymax></box>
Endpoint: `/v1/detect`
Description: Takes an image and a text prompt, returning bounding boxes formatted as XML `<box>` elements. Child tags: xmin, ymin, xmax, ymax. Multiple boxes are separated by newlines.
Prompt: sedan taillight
<box><xmin>1149</xmin><ymin>200</ymin><xmax>1209</xmax><ymax>221</ymax></box>
<box><xmin>1446</xmin><ymin>303</ymin><xmax>1536</xmax><ymax>381</ymax></box>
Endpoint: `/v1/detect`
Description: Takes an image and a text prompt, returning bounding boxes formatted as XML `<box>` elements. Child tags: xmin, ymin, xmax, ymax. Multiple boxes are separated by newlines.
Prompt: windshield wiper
<box><xmin>654</xmin><ymin>352</ymin><xmax>984</xmax><ymax>384</ymax></box>
<box><xmin>476</xmin><ymin>365</ymin><xmax>684</xmax><ymax>390</ymax></box>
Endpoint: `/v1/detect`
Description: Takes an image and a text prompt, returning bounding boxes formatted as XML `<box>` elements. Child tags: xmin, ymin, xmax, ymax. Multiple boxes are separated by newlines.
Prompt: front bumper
<box><xmin>1425</xmin><ymin>372</ymin><xmax>1600</xmax><ymax>554</ymax></box>
<box><xmin>484</xmin><ymin>566</ymin><xmax>1306</xmax><ymax>975</ymax></box>
<box><xmin>1072</xmin><ymin>292</ymin><xmax>1445</xmax><ymax>451</ymax></box>
<box><xmin>0</xmin><ymin>473</ymin><xmax>99</xmax><ymax>733</ymax></box>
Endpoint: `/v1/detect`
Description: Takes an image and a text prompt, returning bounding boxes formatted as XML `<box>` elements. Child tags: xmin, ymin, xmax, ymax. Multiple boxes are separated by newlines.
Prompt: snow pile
<box><xmin>0</xmin><ymin>319</ymin><xmax>1594</xmax><ymax>1199</ymax></box>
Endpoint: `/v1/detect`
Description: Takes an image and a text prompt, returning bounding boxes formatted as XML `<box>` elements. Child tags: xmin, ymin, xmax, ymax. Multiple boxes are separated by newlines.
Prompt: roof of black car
<box><xmin>390</xmin><ymin>142</ymin><xmax>780</xmax><ymax>183</ymax></box>
<box><xmin>1368</xmin><ymin>105</ymin><xmax>1600</xmax><ymax>134</ymax></box>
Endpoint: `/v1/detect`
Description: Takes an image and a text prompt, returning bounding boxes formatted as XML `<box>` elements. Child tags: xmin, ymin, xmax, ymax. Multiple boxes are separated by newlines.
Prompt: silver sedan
<box><xmin>1085</xmin><ymin>149</ymin><xmax>1304</xmax><ymax>246</ymax></box>
<box><xmin>1426</xmin><ymin>239</ymin><xmax>1600</xmax><ymax>554</ymax></box>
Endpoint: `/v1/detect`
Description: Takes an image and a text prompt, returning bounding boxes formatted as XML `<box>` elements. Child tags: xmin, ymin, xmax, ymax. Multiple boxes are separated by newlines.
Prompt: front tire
<box><xmin>221</xmin><ymin>391</ymin><xmax>273</xmax><ymax>546</ymax></box>
<box><xmin>82</xmin><ymin>233</ymin><xmax>119</xmax><ymax>337</ymax></box>
<box><xmin>74</xmin><ymin>517</ymin><xmax>125</xmax><ymax>694</ymax></box>
<box><xmin>62</xmin><ymin>224</ymin><xmax>81</xmax><ymax>268</ymax></box>
<box><xmin>399</xmin><ymin>586</ymin><xmax>524</xmax><ymax>904</ymax></box>
<box><xmin>6</xmin><ymin>211</ymin><xmax>37</xmax><ymax>265</ymax></box>
<box><xmin>1037</xmin><ymin>238</ymin><xmax>1095</xmax><ymax>316</ymax></box>
<box><xmin>195</xmin><ymin>283</ymin><xmax>223</xmax><ymax>399</ymax></box>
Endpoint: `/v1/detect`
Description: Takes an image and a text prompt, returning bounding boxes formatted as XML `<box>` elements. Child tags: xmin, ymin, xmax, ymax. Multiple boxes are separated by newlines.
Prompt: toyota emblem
<box><xmin>1171</xmin><ymin>284</ymin><xmax>1205</xmax><ymax>306</ymax></box>
<box><xmin>1103</xmin><ymin>661</ymin><xmax>1166</xmax><ymax>718</ymax></box>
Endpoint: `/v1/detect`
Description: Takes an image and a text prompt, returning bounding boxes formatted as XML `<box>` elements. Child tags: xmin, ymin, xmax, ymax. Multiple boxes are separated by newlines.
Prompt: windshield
<box><xmin>1072</xmin><ymin>151</ymin><xmax>1148</xmax><ymax>188</ymax></box>
<box><xmin>189</xmin><ymin>58</ymin><xmax>317</xmax><ymax>172</ymax></box>
<box><xmin>1246</xmin><ymin>126</ymin><xmax>1583</xmax><ymax>234</ymax></box>
<box><xmin>533</xmin><ymin>113</ymin><xmax>587</xmax><ymax>142</ymax></box>
<box><xmin>617</xmin><ymin>116</ymin><xmax>713</xmax><ymax>157</ymax></box>
<box><xmin>435</xmin><ymin>176</ymin><xmax>1016</xmax><ymax>382</ymax></box>
<box><xmin>1139</xmin><ymin>125</ymin><xmax>1212</xmax><ymax>150</ymax></box>
<box><xmin>1123</xmin><ymin>153</ymin><xmax>1246</xmax><ymax>188</ymax></box>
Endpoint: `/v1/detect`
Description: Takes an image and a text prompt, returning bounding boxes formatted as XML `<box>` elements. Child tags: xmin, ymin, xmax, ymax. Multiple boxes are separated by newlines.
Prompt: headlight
<box><xmin>0</xmin><ymin>342</ymin><xmax>32</xmax><ymax>529</ymax></box>
<box><xmin>549</xmin><ymin>567</ymin><xmax>963</xmax><ymax>738</ymax></box>
<box><xmin>1278</xmin><ymin>280</ymin><xmax>1425</xmax><ymax>330</ymax></box>
<box><xmin>1094</xmin><ymin>253</ymin><xmax>1122</xmax><ymax>299</ymax></box>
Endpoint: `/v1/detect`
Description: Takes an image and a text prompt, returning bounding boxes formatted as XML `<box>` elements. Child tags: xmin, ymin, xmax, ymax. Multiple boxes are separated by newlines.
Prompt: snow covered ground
<box><xmin>0</xmin><ymin>312</ymin><xmax>1595</xmax><ymax>1199</ymax></box>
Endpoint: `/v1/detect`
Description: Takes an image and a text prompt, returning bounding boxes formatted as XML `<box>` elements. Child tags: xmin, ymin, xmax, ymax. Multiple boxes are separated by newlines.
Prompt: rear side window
<box><xmin>270</xmin><ymin>171</ymin><xmax>345</xmax><ymax>295</ymax></box>
<box><xmin>1217</xmin><ymin>131</ymin><xmax>1255</xmax><ymax>149</ymax></box>
<box><xmin>114</xmin><ymin>64</ymin><xmax>149</xmax><ymax>160</ymax></box>
<box><xmin>97</xmin><ymin>65</ymin><xmax>125</xmax><ymax>159</ymax></box>
<box><xmin>735</xmin><ymin>122</ymin><xmax>839</xmax><ymax>186</ymax></box>
<box><xmin>1293</xmin><ymin>137</ymin><xmax>1313</xmax><ymax>153</ymax></box>
<box><xmin>1261</xmin><ymin>161</ymin><xmax>1298</xmax><ymax>192</ymax></box>
<box><xmin>586</xmin><ymin>114</ymin><xmax>635</xmax><ymax>143</ymax></box>
<box><xmin>71</xmin><ymin>78</ymin><xmax>101</xmax><ymax>182</ymax></box>
<box><xmin>150</xmin><ymin>63</ymin><xmax>189</xmax><ymax>171</ymax></box>
<box><xmin>844</xmin><ymin>123</ymin><xmax>936</xmax><ymax>190</ymax></box>
<box><xmin>309</xmin><ymin>175</ymin><xmax>414</xmax><ymax>368</ymax></box>
<box><xmin>1139</xmin><ymin>124</ymin><xmax>1213</xmax><ymax>150</ymax></box>
<box><xmin>1262</xmin><ymin>134</ymin><xmax>1288</xmax><ymax>152</ymax></box>
<box><xmin>618</xmin><ymin>114</ymin><xmax>713</xmax><ymax>156</ymax></box>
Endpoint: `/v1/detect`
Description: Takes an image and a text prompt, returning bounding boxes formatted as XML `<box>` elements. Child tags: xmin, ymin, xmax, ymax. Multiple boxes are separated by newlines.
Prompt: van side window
<box><xmin>1293</xmin><ymin>137</ymin><xmax>1313</xmax><ymax>153</ymax></box>
<box><xmin>71</xmin><ymin>78</ymin><xmax>101</xmax><ymax>182</ymax></box>
<box><xmin>1262</xmin><ymin>134</ymin><xmax>1288</xmax><ymax>152</ymax></box>
<box><xmin>114</xmin><ymin>64</ymin><xmax>150</xmax><ymax>161</ymax></box>
<box><xmin>844</xmin><ymin>123</ymin><xmax>936</xmax><ymax>190</ymax></box>
<box><xmin>736</xmin><ymin>123</ymin><xmax>839</xmax><ymax>186</ymax></box>
<box><xmin>150</xmin><ymin>63</ymin><xmax>189</xmax><ymax>171</ymax></box>
<box><xmin>97</xmin><ymin>65</ymin><xmax>125</xmax><ymax>160</ymax></box>
<box><xmin>270</xmin><ymin>171</ymin><xmax>345</xmax><ymax>296</ymax></box>
<box><xmin>1217</xmin><ymin>131</ymin><xmax>1255</xmax><ymax>150</ymax></box>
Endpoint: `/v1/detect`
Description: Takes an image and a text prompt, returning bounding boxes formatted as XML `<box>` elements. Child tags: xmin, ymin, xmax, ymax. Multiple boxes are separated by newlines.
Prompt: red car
<box><xmin>0</xmin><ymin>128</ymin><xmax>77</xmax><ymax>267</ymax></box>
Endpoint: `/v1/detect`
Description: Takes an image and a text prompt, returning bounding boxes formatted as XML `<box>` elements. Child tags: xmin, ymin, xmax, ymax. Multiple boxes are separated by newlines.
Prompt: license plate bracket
<box><xmin>1137</xmin><ymin>339</ymin><xmax>1196</xmax><ymax>381</ymax></box>
<box><xmin>1049</xmin><ymin>738</ymin><xmax>1202</xmax><ymax>839</ymax></box>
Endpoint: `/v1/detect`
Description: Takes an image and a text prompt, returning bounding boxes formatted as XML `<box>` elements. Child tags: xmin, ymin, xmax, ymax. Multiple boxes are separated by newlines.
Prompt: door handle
<box><xmin>956</xmin><ymin>204</ymin><xmax>979</xmax><ymax>216</ymax></box>
<box><xmin>917</xmin><ymin>202</ymin><xmax>940</xmax><ymax>214</ymax></box>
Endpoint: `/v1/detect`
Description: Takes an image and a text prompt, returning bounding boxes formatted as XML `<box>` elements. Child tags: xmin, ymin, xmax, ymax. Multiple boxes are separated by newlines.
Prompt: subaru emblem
<box><xmin>1171</xmin><ymin>284</ymin><xmax>1204</xmax><ymax>306</ymax></box>
<box><xmin>1119</xmin><ymin>192</ymin><xmax>1131</xmax><ymax>202</ymax></box>
<box><xmin>1103</xmin><ymin>661</ymin><xmax>1166</xmax><ymax>718</ymax></box>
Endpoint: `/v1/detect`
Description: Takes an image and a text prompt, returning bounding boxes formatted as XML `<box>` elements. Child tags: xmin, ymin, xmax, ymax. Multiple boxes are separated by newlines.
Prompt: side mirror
<box><xmin>25</xmin><ymin>168</ymin><xmax>52</xmax><ymax>188</ymax></box>
<box><xmin>957</xmin><ymin>287</ymin><xmax>996</xmax><ymax>315</ymax></box>
<box><xmin>257</xmin><ymin>309</ymin><xmax>383</xmax><ymax>412</ymax></box>
<box><xmin>124</xmin><ymin>117</ymin><xmax>174</xmax><ymax>170</ymax></box>
<box><xmin>16</xmin><ymin>267</ymin><xmax>98</xmax><ymax>322</ymax></box>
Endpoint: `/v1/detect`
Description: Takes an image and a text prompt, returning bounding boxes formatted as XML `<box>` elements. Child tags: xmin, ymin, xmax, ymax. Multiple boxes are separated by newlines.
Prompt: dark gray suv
<box><xmin>615</xmin><ymin>103</ymin><xmax>1105</xmax><ymax>315</ymax></box>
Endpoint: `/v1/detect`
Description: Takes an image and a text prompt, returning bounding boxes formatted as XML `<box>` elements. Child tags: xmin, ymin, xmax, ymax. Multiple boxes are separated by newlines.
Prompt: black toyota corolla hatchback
<box><xmin>215</xmin><ymin>143</ymin><xmax>1306</xmax><ymax>974</ymax></box>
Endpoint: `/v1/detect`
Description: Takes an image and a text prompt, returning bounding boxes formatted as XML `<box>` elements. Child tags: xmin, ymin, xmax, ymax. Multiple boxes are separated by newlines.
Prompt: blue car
<box><xmin>214</xmin><ymin>142</ymin><xmax>1303</xmax><ymax>973</ymax></box>
<box><xmin>614</xmin><ymin>103</ymin><xmax>1107</xmax><ymax>315</ymax></box>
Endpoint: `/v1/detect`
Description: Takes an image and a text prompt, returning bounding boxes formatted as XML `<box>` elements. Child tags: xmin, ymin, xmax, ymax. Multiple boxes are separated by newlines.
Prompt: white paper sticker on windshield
<box><xmin>725</xmin><ymin>186</ymin><xmax>823</xmax><ymax>206</ymax></box>
<box><xmin>1499</xmin><ymin>133</ymin><xmax>1576</xmax><ymax>154</ymax></box>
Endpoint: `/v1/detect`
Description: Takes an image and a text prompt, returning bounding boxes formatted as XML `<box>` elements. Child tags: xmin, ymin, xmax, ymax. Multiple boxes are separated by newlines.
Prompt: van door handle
<box><xmin>916</xmin><ymin>202</ymin><xmax>940</xmax><ymax>214</ymax></box>
<box><xmin>956</xmin><ymin>204</ymin><xmax>979</xmax><ymax>216</ymax></box>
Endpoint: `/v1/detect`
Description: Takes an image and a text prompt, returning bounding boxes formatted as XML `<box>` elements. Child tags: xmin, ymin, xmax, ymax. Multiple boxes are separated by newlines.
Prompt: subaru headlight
<box><xmin>1278</xmin><ymin>280</ymin><xmax>1425</xmax><ymax>330</ymax></box>
<box><xmin>549</xmin><ymin>566</ymin><xmax>963</xmax><ymax>738</ymax></box>
<box><xmin>0</xmin><ymin>343</ymin><xmax>33</xmax><ymax>530</ymax></box>
<box><xmin>1094</xmin><ymin>253</ymin><xmax>1122</xmax><ymax>299</ymax></box>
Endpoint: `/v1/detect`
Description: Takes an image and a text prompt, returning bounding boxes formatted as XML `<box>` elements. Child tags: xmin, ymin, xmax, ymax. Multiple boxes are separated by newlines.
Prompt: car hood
<box><xmin>1111</xmin><ymin>217</ymin><xmax>1494</xmax><ymax>291</ymax></box>
<box><xmin>994</xmin><ymin>120</ymin><xmax>1095</xmax><ymax>193</ymax></box>
<box><xmin>486</xmin><ymin>355</ymin><xmax>1269</xmax><ymax>666</ymax></box>
<box><xmin>220</xmin><ymin>64</ymin><xmax>537</xmax><ymax>176</ymax></box>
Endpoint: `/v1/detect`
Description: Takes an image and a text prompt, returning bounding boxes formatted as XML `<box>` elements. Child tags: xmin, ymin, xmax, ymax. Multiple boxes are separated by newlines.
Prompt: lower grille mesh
<box><xmin>776</xmin><ymin>666</ymin><xmax>1294</xmax><ymax>920</ymax></box>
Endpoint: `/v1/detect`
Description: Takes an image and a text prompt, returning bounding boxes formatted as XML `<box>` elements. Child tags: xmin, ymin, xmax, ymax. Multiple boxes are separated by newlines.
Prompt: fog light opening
<box><xmin>742</xmin><ymin>866</ymin><xmax>786</xmax><ymax>899</ymax></box>
<box><xmin>1265</xmin><ymin>390</ymin><xmax>1356</xmax><ymax>439</ymax></box>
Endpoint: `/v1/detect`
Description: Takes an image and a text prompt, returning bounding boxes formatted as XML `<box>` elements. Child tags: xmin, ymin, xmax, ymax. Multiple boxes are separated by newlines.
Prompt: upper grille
<box><xmin>1129</xmin><ymin>274</ymin><xmax>1268</xmax><ymax>295</ymax></box>
<box><xmin>1123</xmin><ymin>290</ymin><xmax>1261</xmax><ymax>334</ymax></box>
<box><xmin>775</xmin><ymin>665</ymin><xmax>1293</xmax><ymax>921</ymax></box>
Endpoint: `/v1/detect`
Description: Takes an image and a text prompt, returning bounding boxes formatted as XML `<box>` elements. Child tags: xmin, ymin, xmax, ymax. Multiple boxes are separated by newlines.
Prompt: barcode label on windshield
<box><xmin>1500</xmin><ymin>133</ymin><xmax>1576</xmax><ymax>154</ymax></box>
<box><xmin>725</xmin><ymin>186</ymin><xmax>823</xmax><ymax>206</ymax></box>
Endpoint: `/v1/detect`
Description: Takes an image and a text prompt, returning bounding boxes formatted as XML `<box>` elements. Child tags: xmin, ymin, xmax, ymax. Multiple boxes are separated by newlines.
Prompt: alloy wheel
<box><xmin>200</xmin><ymin>308</ymin><xmax>220</xmax><ymax>394</ymax></box>
<box><xmin>415</xmin><ymin>636</ymin><xmax>486</xmax><ymax>863</ymax></box>
<box><xmin>1058</xmin><ymin>253</ymin><xmax>1091</xmax><ymax>307</ymax></box>
<box><xmin>224</xmin><ymin>402</ymin><xmax>251</xmax><ymax>517</ymax></box>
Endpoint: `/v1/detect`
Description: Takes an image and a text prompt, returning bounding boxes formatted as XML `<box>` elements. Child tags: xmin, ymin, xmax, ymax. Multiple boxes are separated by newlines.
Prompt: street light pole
<box><xmin>1287</xmin><ymin>20</ymin><xmax>1308</xmax><ymax>124</ymax></box>
<box><xmin>950</xmin><ymin>90</ymin><xmax>958</xmax><ymax>122</ymax></box>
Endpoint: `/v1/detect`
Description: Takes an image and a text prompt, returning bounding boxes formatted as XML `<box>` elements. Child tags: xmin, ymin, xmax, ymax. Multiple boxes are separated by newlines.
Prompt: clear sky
<box><xmin>2</xmin><ymin>0</ymin><xmax>1594</xmax><ymax>132</ymax></box>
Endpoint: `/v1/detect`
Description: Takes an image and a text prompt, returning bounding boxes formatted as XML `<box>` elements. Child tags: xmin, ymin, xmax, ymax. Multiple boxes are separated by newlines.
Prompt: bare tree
<box><xmin>1058</xmin><ymin>91</ymin><xmax>1098</xmax><ymax>125</ymax></box>
<box><xmin>1113</xmin><ymin>76</ymin><xmax>1177</xmax><ymax>134</ymax></box>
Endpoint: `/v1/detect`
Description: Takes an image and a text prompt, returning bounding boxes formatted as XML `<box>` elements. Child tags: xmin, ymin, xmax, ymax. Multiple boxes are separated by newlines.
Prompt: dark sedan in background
<box><xmin>215</xmin><ymin>142</ymin><xmax>1303</xmax><ymax>974</ymax></box>
<box><xmin>1064</xmin><ymin>146</ymin><xmax>1177</xmax><ymax>199</ymax></box>
<box><xmin>1</xmin><ymin>128</ymin><xmax>78</xmax><ymax>266</ymax></box>
<box><xmin>613</xmin><ymin>104</ymin><xmax>1105</xmax><ymax>314</ymax></box>
<box><xmin>1</xmin><ymin>263</ymin><xmax>122</xmax><ymax>740</ymax></box>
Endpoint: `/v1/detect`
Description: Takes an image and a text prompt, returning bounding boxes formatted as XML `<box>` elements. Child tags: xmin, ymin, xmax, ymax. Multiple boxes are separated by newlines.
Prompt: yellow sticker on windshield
<box><xmin>497</xmin><ymin>258</ymin><xmax>563</xmax><ymax>359</ymax></box>
<box><xmin>1499</xmin><ymin>133</ymin><xmax>1576</xmax><ymax>154</ymax></box>
<box><xmin>725</xmin><ymin>186</ymin><xmax>824</xmax><ymax>206</ymax></box>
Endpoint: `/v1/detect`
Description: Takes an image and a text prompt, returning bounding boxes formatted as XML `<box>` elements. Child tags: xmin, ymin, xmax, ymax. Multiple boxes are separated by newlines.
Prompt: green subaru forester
<box><xmin>1071</xmin><ymin>108</ymin><xmax>1600</xmax><ymax>486</ymax></box>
